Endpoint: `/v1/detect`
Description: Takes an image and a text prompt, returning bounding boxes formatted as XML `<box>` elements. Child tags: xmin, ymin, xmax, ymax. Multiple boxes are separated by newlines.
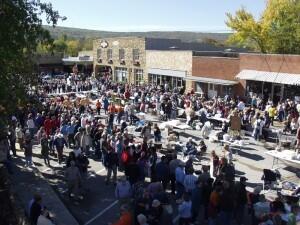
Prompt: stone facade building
<box><xmin>93</xmin><ymin>37</ymin><xmax>146</xmax><ymax>84</ymax></box>
<box><xmin>93</xmin><ymin>37</ymin><xmax>228</xmax><ymax>87</ymax></box>
<box><xmin>93</xmin><ymin>37</ymin><xmax>300</xmax><ymax>101</ymax></box>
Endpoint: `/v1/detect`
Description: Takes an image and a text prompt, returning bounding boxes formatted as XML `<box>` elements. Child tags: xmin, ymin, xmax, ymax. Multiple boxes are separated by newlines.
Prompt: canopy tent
<box><xmin>236</xmin><ymin>69</ymin><xmax>300</xmax><ymax>85</ymax></box>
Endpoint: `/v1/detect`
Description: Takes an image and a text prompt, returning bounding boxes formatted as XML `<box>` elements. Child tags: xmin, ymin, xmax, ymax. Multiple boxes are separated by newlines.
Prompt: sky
<box><xmin>44</xmin><ymin>0</ymin><xmax>267</xmax><ymax>32</ymax></box>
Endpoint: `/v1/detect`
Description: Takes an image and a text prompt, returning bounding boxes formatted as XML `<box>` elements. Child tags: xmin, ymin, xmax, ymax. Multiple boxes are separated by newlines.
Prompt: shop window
<box><xmin>134</xmin><ymin>69</ymin><xmax>143</xmax><ymax>85</ymax></box>
<box><xmin>114</xmin><ymin>67</ymin><xmax>127</xmax><ymax>82</ymax></box>
<box><xmin>177</xmin><ymin>78</ymin><xmax>184</xmax><ymax>87</ymax></box>
<box><xmin>119</xmin><ymin>49</ymin><xmax>125</xmax><ymax>61</ymax></box>
<box><xmin>133</xmin><ymin>49</ymin><xmax>140</xmax><ymax>61</ymax></box>
<box><xmin>97</xmin><ymin>49</ymin><xmax>102</xmax><ymax>61</ymax></box>
<box><xmin>107</xmin><ymin>49</ymin><xmax>113</xmax><ymax>60</ymax></box>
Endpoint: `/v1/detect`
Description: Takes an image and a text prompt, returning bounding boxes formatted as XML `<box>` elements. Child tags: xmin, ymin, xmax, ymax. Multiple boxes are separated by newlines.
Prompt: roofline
<box><xmin>239</xmin><ymin>52</ymin><xmax>300</xmax><ymax>57</ymax></box>
<box><xmin>146</xmin><ymin>50</ymin><xmax>192</xmax><ymax>53</ymax></box>
<box><xmin>193</xmin><ymin>56</ymin><xmax>239</xmax><ymax>60</ymax></box>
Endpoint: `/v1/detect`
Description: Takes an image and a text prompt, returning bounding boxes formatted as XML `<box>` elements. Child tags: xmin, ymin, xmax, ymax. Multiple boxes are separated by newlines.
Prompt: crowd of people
<box><xmin>0</xmin><ymin>73</ymin><xmax>299</xmax><ymax>225</ymax></box>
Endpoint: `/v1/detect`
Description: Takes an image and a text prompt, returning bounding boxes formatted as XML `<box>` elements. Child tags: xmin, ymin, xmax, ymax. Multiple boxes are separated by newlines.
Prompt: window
<box><xmin>133</xmin><ymin>49</ymin><xmax>140</xmax><ymax>61</ymax></box>
<box><xmin>107</xmin><ymin>49</ymin><xmax>113</xmax><ymax>60</ymax></box>
<box><xmin>114</xmin><ymin>67</ymin><xmax>127</xmax><ymax>82</ymax></box>
<box><xmin>97</xmin><ymin>49</ymin><xmax>102</xmax><ymax>60</ymax></box>
<box><xmin>134</xmin><ymin>69</ymin><xmax>143</xmax><ymax>85</ymax></box>
<box><xmin>119</xmin><ymin>49</ymin><xmax>125</xmax><ymax>61</ymax></box>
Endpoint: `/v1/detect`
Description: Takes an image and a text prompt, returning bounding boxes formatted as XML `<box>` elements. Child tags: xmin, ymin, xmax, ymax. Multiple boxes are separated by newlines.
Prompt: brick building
<box><xmin>93</xmin><ymin>37</ymin><xmax>300</xmax><ymax>102</ymax></box>
<box><xmin>237</xmin><ymin>53</ymin><xmax>300</xmax><ymax>102</ymax></box>
<box><xmin>190</xmin><ymin>51</ymin><xmax>240</xmax><ymax>98</ymax></box>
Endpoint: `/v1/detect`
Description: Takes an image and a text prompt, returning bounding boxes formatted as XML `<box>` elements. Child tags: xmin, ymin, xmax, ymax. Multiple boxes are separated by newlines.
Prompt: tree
<box><xmin>226</xmin><ymin>0</ymin><xmax>300</xmax><ymax>54</ymax></box>
<box><xmin>53</xmin><ymin>38</ymin><xmax>68</xmax><ymax>54</ymax></box>
<box><xmin>0</xmin><ymin>0</ymin><xmax>65</xmax><ymax>123</ymax></box>
<box><xmin>66</xmin><ymin>40</ymin><xmax>80</xmax><ymax>56</ymax></box>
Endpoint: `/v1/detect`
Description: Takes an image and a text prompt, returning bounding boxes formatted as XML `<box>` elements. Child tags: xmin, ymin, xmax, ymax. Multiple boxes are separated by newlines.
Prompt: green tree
<box><xmin>226</xmin><ymin>0</ymin><xmax>300</xmax><ymax>54</ymax></box>
<box><xmin>66</xmin><ymin>40</ymin><xmax>80</xmax><ymax>56</ymax></box>
<box><xmin>53</xmin><ymin>38</ymin><xmax>68</xmax><ymax>54</ymax></box>
<box><xmin>0</xmin><ymin>0</ymin><xmax>64</xmax><ymax>121</ymax></box>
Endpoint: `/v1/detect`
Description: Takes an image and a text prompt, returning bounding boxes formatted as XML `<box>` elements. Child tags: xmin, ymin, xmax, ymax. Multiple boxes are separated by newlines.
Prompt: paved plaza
<box><xmin>10</xmin><ymin>113</ymin><xmax>300</xmax><ymax>225</ymax></box>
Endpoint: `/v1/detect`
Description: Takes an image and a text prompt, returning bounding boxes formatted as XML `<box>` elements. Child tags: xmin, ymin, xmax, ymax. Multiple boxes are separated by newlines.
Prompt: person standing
<box><xmin>65</xmin><ymin>160</ymin><xmax>82</xmax><ymax>199</ymax></box>
<box><xmin>24</xmin><ymin>137</ymin><xmax>33</xmax><ymax>167</ymax></box>
<box><xmin>104</xmin><ymin>148</ymin><xmax>118</xmax><ymax>185</ymax></box>
<box><xmin>155</xmin><ymin>156</ymin><xmax>170</xmax><ymax>190</ymax></box>
<box><xmin>175</xmin><ymin>162</ymin><xmax>185</xmax><ymax>201</ymax></box>
<box><xmin>30</xmin><ymin>195</ymin><xmax>42</xmax><ymax>225</ymax></box>
<box><xmin>191</xmin><ymin>180</ymin><xmax>203</xmax><ymax>223</ymax></box>
<box><xmin>53</xmin><ymin>133</ymin><xmax>67</xmax><ymax>164</ymax></box>
<box><xmin>234</xmin><ymin>177</ymin><xmax>248</xmax><ymax>225</ymax></box>
<box><xmin>27</xmin><ymin>114</ymin><xmax>36</xmax><ymax>139</ymax></box>
<box><xmin>178</xmin><ymin>193</ymin><xmax>192</xmax><ymax>225</ymax></box>
<box><xmin>40</xmin><ymin>134</ymin><xmax>50</xmax><ymax>166</ymax></box>
<box><xmin>115</xmin><ymin>177</ymin><xmax>132</xmax><ymax>206</ymax></box>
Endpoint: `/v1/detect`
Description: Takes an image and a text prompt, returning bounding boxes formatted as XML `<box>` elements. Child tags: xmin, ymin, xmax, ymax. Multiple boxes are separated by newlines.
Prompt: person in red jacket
<box><xmin>44</xmin><ymin>116</ymin><xmax>52</xmax><ymax>137</ymax></box>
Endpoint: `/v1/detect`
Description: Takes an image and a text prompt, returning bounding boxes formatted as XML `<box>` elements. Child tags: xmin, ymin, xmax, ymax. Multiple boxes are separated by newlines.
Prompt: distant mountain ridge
<box><xmin>43</xmin><ymin>25</ymin><xmax>231</xmax><ymax>43</ymax></box>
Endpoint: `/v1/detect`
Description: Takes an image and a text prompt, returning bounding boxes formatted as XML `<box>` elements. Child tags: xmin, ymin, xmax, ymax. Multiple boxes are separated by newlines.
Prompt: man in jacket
<box><xmin>105</xmin><ymin>148</ymin><xmax>118</xmax><ymax>185</ymax></box>
<box><xmin>53</xmin><ymin>133</ymin><xmax>67</xmax><ymax>164</ymax></box>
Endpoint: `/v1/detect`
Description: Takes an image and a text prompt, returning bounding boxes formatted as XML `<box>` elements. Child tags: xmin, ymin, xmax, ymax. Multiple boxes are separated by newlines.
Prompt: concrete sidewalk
<box><xmin>10</xmin><ymin>156</ymin><xmax>79</xmax><ymax>225</ymax></box>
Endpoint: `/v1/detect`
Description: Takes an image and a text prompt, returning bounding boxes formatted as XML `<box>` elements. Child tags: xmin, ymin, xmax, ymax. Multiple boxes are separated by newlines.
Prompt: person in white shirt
<box><xmin>27</xmin><ymin>114</ymin><xmax>36</xmax><ymax>139</ymax></box>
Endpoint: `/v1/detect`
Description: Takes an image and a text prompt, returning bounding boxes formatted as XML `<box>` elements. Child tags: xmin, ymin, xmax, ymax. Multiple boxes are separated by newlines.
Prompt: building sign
<box><xmin>100</xmin><ymin>40</ymin><xmax>108</xmax><ymax>48</ymax></box>
<box><xmin>78</xmin><ymin>56</ymin><xmax>90</xmax><ymax>60</ymax></box>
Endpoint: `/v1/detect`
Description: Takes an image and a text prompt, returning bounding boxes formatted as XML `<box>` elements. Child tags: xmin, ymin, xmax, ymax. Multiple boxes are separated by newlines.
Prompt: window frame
<box><xmin>132</xmin><ymin>49</ymin><xmax>140</xmax><ymax>61</ymax></box>
<box><xmin>119</xmin><ymin>49</ymin><xmax>125</xmax><ymax>61</ymax></box>
<box><xmin>107</xmin><ymin>49</ymin><xmax>113</xmax><ymax>60</ymax></box>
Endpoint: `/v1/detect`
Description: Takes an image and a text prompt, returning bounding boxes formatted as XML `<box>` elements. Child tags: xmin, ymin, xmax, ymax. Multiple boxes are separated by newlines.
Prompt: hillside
<box><xmin>44</xmin><ymin>25</ymin><xmax>231</xmax><ymax>43</ymax></box>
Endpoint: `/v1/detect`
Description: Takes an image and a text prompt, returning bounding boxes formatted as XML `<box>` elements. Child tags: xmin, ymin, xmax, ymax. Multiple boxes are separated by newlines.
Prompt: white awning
<box><xmin>185</xmin><ymin>76</ymin><xmax>237</xmax><ymax>86</ymax></box>
<box><xmin>62</xmin><ymin>56</ymin><xmax>93</xmax><ymax>65</ymax></box>
<box><xmin>148</xmin><ymin>68</ymin><xmax>186</xmax><ymax>78</ymax></box>
<box><xmin>236</xmin><ymin>69</ymin><xmax>300</xmax><ymax>85</ymax></box>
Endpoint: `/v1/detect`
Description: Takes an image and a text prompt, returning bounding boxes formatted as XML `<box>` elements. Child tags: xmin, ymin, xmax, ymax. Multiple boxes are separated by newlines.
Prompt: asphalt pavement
<box><xmin>10</xmin><ymin>113</ymin><xmax>300</xmax><ymax>225</ymax></box>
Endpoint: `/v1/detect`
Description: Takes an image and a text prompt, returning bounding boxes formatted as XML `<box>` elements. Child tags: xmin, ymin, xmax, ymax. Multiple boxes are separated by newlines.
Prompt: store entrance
<box><xmin>272</xmin><ymin>84</ymin><xmax>284</xmax><ymax>104</ymax></box>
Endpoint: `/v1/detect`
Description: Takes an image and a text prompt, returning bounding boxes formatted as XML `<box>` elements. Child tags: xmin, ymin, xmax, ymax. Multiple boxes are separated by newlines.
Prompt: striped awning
<box><xmin>236</xmin><ymin>69</ymin><xmax>300</xmax><ymax>85</ymax></box>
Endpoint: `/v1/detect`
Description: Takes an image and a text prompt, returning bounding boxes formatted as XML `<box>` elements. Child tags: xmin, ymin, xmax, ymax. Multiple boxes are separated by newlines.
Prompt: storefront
<box><xmin>114</xmin><ymin>67</ymin><xmax>128</xmax><ymax>82</ymax></box>
<box><xmin>236</xmin><ymin>69</ymin><xmax>300</xmax><ymax>103</ymax></box>
<box><xmin>186</xmin><ymin>76</ymin><xmax>237</xmax><ymax>98</ymax></box>
<box><xmin>134</xmin><ymin>69</ymin><xmax>144</xmax><ymax>85</ymax></box>
<box><xmin>148</xmin><ymin>68</ymin><xmax>186</xmax><ymax>89</ymax></box>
